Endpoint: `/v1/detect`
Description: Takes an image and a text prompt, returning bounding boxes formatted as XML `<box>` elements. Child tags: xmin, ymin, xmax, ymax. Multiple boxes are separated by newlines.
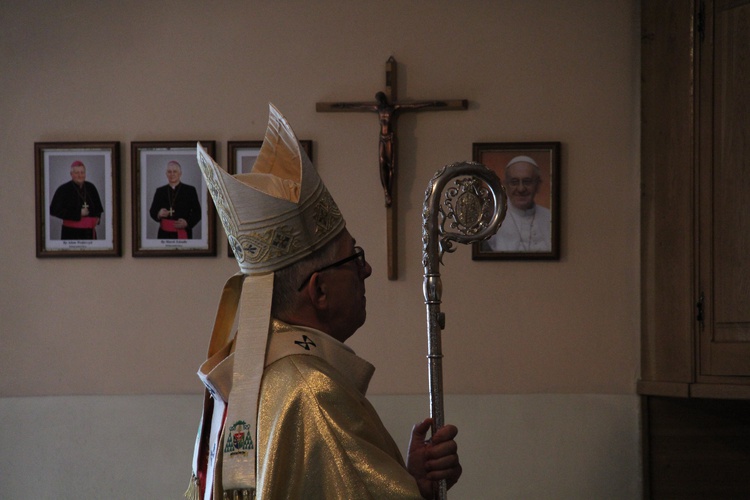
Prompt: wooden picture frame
<box><xmin>225</xmin><ymin>140</ymin><xmax>313</xmax><ymax>257</ymax></box>
<box><xmin>472</xmin><ymin>142</ymin><xmax>561</xmax><ymax>260</ymax></box>
<box><xmin>35</xmin><ymin>141</ymin><xmax>121</xmax><ymax>257</ymax></box>
<box><xmin>131</xmin><ymin>141</ymin><xmax>216</xmax><ymax>257</ymax></box>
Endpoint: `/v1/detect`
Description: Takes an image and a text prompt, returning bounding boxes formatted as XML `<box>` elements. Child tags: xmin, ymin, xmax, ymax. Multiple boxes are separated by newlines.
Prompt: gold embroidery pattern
<box><xmin>237</xmin><ymin>226</ymin><xmax>301</xmax><ymax>264</ymax></box>
<box><xmin>198</xmin><ymin>153</ymin><xmax>242</xmax><ymax>258</ymax></box>
<box><xmin>199</xmin><ymin>149</ymin><xmax>344</xmax><ymax>269</ymax></box>
<box><xmin>313</xmin><ymin>191</ymin><xmax>342</xmax><ymax>235</ymax></box>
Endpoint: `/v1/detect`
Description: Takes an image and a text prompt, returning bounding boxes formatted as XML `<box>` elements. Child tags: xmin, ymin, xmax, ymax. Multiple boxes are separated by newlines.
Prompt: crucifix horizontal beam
<box><xmin>316</xmin><ymin>57</ymin><xmax>468</xmax><ymax>280</ymax></box>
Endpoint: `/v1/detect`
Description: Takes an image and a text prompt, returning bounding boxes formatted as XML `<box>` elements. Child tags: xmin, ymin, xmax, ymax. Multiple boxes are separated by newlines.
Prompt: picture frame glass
<box><xmin>36</xmin><ymin>142</ymin><xmax>120</xmax><ymax>257</ymax></box>
<box><xmin>132</xmin><ymin>142</ymin><xmax>216</xmax><ymax>256</ymax></box>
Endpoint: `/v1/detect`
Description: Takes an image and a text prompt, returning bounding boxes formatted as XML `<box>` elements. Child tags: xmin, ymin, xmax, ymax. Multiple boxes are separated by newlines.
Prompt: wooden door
<box><xmin>698</xmin><ymin>0</ymin><xmax>750</xmax><ymax>379</ymax></box>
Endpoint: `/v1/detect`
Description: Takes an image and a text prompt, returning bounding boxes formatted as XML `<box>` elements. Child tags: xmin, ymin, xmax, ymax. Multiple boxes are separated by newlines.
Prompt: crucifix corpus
<box><xmin>316</xmin><ymin>57</ymin><xmax>468</xmax><ymax>280</ymax></box>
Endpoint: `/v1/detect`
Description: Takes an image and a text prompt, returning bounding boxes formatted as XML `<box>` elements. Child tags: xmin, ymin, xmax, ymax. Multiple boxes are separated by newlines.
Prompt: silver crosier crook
<box><xmin>421</xmin><ymin>161</ymin><xmax>507</xmax><ymax>500</ymax></box>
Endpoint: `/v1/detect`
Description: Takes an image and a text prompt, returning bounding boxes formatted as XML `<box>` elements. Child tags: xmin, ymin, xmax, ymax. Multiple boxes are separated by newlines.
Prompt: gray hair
<box><xmin>271</xmin><ymin>234</ymin><xmax>342</xmax><ymax>320</ymax></box>
<box><xmin>166</xmin><ymin>160</ymin><xmax>182</xmax><ymax>171</ymax></box>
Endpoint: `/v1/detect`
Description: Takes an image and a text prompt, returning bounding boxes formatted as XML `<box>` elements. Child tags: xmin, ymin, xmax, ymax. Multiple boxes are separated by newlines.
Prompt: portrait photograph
<box><xmin>131</xmin><ymin>141</ymin><xmax>216</xmax><ymax>257</ymax></box>
<box><xmin>471</xmin><ymin>142</ymin><xmax>561</xmax><ymax>260</ymax></box>
<box><xmin>35</xmin><ymin>141</ymin><xmax>121</xmax><ymax>257</ymax></box>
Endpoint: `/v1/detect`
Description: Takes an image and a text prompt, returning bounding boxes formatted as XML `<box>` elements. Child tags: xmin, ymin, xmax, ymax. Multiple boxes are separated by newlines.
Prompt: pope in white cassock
<box><xmin>484</xmin><ymin>155</ymin><xmax>551</xmax><ymax>252</ymax></box>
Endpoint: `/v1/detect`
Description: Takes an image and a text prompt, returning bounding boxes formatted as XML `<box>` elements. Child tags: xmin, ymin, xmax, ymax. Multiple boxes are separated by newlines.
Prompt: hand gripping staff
<box><xmin>421</xmin><ymin>161</ymin><xmax>507</xmax><ymax>500</ymax></box>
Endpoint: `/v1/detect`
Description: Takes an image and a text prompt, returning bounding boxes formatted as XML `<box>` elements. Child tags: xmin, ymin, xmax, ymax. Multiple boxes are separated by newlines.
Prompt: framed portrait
<box><xmin>35</xmin><ymin>141</ymin><xmax>121</xmax><ymax>257</ymax></box>
<box><xmin>225</xmin><ymin>140</ymin><xmax>313</xmax><ymax>257</ymax></box>
<box><xmin>471</xmin><ymin>142</ymin><xmax>561</xmax><ymax>260</ymax></box>
<box><xmin>131</xmin><ymin>141</ymin><xmax>216</xmax><ymax>257</ymax></box>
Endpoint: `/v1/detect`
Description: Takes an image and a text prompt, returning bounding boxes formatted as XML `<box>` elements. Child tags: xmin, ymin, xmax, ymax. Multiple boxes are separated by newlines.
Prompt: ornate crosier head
<box><xmin>197</xmin><ymin>104</ymin><xmax>346</xmax><ymax>275</ymax></box>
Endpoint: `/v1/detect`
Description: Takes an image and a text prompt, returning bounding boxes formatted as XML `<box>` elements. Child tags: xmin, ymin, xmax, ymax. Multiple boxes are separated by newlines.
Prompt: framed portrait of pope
<box><xmin>471</xmin><ymin>142</ymin><xmax>561</xmax><ymax>261</ymax></box>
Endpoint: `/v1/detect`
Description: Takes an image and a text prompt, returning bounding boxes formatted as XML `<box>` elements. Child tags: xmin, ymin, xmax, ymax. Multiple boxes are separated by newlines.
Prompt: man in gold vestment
<box><xmin>189</xmin><ymin>104</ymin><xmax>462</xmax><ymax>500</ymax></box>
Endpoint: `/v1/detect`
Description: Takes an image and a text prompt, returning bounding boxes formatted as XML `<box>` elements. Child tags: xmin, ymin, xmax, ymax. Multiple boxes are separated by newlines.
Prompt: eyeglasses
<box><xmin>297</xmin><ymin>246</ymin><xmax>366</xmax><ymax>291</ymax></box>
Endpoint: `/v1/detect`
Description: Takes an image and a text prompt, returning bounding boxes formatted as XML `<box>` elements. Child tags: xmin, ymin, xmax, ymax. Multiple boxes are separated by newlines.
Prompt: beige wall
<box><xmin>0</xmin><ymin>0</ymin><xmax>640</xmax><ymax>398</ymax></box>
<box><xmin>0</xmin><ymin>1</ymin><xmax>641</xmax><ymax>497</ymax></box>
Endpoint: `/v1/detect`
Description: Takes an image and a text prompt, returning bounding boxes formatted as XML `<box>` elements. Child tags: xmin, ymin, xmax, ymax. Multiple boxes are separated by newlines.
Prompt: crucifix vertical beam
<box><xmin>316</xmin><ymin>57</ymin><xmax>468</xmax><ymax>280</ymax></box>
<box><xmin>384</xmin><ymin>57</ymin><xmax>398</xmax><ymax>282</ymax></box>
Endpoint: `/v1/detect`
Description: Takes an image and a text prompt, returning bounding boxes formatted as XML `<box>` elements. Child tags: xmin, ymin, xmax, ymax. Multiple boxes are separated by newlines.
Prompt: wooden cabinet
<box><xmin>697</xmin><ymin>0</ymin><xmax>750</xmax><ymax>385</ymax></box>
<box><xmin>639</xmin><ymin>0</ymin><xmax>750</xmax><ymax>399</ymax></box>
<box><xmin>643</xmin><ymin>397</ymin><xmax>750</xmax><ymax>497</ymax></box>
<box><xmin>640</xmin><ymin>3</ymin><xmax>750</xmax><ymax>496</ymax></box>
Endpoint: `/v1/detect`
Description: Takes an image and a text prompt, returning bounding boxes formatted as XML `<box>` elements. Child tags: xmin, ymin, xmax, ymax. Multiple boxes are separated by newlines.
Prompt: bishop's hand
<box><xmin>407</xmin><ymin>417</ymin><xmax>462</xmax><ymax>499</ymax></box>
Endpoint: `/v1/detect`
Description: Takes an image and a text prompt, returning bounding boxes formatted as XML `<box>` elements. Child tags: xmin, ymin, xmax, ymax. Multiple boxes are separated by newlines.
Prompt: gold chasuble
<box><xmin>190</xmin><ymin>105</ymin><xmax>421</xmax><ymax>499</ymax></box>
<box><xmin>256</xmin><ymin>321</ymin><xmax>422</xmax><ymax>499</ymax></box>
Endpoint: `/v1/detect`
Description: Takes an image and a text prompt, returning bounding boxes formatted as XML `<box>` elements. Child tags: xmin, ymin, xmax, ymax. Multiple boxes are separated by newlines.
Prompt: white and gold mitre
<box><xmin>197</xmin><ymin>103</ymin><xmax>345</xmax><ymax>274</ymax></box>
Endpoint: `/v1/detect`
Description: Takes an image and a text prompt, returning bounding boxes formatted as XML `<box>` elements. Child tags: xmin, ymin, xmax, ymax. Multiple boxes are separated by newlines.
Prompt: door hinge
<box><xmin>696</xmin><ymin>292</ymin><xmax>705</xmax><ymax>329</ymax></box>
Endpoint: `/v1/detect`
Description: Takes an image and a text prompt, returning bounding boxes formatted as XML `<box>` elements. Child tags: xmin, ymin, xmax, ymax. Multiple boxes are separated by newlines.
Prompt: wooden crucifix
<box><xmin>316</xmin><ymin>57</ymin><xmax>468</xmax><ymax>280</ymax></box>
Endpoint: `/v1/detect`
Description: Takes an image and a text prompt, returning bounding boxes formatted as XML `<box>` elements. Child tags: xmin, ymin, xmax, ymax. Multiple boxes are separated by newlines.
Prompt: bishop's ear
<box><xmin>304</xmin><ymin>272</ymin><xmax>329</xmax><ymax>310</ymax></box>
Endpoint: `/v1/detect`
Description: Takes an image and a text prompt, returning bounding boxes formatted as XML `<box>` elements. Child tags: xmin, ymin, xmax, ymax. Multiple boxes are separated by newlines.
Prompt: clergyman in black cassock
<box><xmin>149</xmin><ymin>160</ymin><xmax>201</xmax><ymax>239</ymax></box>
<box><xmin>49</xmin><ymin>160</ymin><xmax>104</xmax><ymax>240</ymax></box>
